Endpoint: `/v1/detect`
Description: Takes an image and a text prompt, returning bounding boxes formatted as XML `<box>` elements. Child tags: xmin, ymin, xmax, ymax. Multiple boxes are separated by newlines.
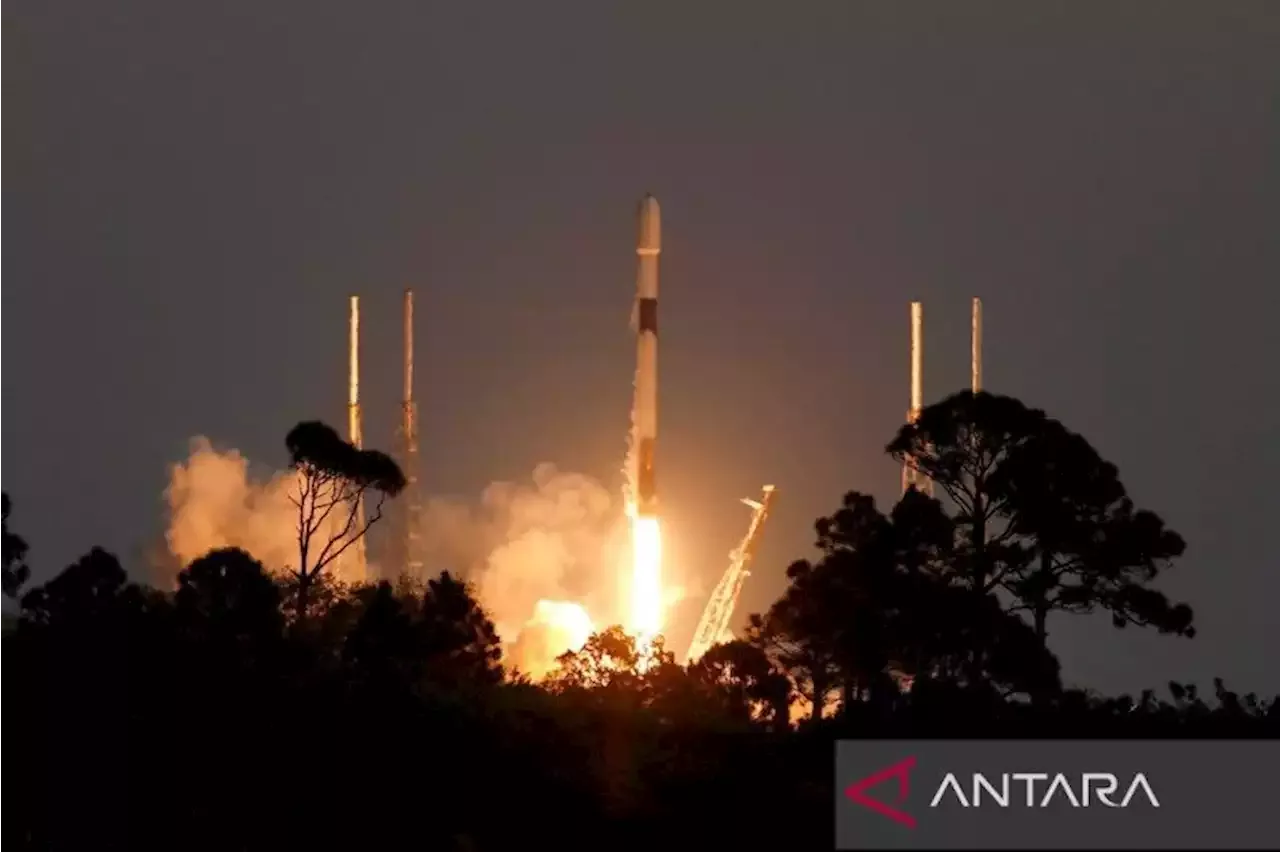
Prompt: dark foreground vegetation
<box><xmin>4</xmin><ymin>392</ymin><xmax>1276</xmax><ymax>850</ymax></box>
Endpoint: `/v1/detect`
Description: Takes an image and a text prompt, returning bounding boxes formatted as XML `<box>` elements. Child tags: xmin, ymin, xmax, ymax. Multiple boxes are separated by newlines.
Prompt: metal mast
<box><xmin>347</xmin><ymin>295</ymin><xmax>368</xmax><ymax>582</ymax></box>
<box><xmin>685</xmin><ymin>485</ymin><xmax>777</xmax><ymax>663</ymax></box>
<box><xmin>902</xmin><ymin>301</ymin><xmax>933</xmax><ymax>496</ymax></box>
<box><xmin>400</xmin><ymin>289</ymin><xmax>423</xmax><ymax>578</ymax></box>
<box><xmin>971</xmin><ymin>296</ymin><xmax>983</xmax><ymax>394</ymax></box>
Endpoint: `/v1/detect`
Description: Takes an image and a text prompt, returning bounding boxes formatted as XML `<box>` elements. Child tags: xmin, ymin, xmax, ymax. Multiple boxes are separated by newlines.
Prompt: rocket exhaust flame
<box><xmin>628</xmin><ymin>512</ymin><xmax>663</xmax><ymax>644</ymax></box>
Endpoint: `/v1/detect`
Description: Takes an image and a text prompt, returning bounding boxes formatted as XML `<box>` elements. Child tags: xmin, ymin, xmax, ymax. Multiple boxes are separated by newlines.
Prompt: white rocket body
<box><xmin>633</xmin><ymin>195</ymin><xmax>661</xmax><ymax>516</ymax></box>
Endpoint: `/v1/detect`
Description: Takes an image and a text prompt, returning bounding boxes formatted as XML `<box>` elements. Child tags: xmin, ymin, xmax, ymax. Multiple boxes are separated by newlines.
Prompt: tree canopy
<box><xmin>285</xmin><ymin>420</ymin><xmax>406</xmax><ymax>613</ymax></box>
<box><xmin>887</xmin><ymin>390</ymin><xmax>1194</xmax><ymax>642</ymax></box>
<box><xmin>3</xmin><ymin>492</ymin><xmax>31</xmax><ymax>599</ymax></box>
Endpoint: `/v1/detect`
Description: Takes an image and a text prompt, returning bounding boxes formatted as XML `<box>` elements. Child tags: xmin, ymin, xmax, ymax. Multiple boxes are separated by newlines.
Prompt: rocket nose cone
<box><xmin>637</xmin><ymin>194</ymin><xmax>661</xmax><ymax>253</ymax></box>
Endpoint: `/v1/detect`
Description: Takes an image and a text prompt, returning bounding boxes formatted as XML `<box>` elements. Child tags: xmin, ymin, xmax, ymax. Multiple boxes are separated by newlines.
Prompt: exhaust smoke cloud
<box><xmin>416</xmin><ymin>462</ymin><xmax>628</xmax><ymax>676</ymax></box>
<box><xmin>164</xmin><ymin>438</ymin><xmax>300</xmax><ymax>578</ymax></box>
<box><xmin>163</xmin><ymin>437</ymin><xmax>377</xmax><ymax>587</ymax></box>
<box><xmin>163</xmin><ymin>443</ymin><xmax>629</xmax><ymax>677</ymax></box>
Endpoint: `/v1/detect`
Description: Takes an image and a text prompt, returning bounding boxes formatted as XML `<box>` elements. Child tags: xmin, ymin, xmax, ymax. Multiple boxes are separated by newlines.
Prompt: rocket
<box><xmin>632</xmin><ymin>194</ymin><xmax>661</xmax><ymax>516</ymax></box>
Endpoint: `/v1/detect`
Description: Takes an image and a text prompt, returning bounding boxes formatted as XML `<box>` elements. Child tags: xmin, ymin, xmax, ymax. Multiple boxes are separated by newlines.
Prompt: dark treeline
<box><xmin>4</xmin><ymin>394</ymin><xmax>1275</xmax><ymax>850</ymax></box>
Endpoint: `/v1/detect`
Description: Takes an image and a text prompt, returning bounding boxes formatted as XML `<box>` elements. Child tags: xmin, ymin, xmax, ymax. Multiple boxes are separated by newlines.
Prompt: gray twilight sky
<box><xmin>5</xmin><ymin>2</ymin><xmax>1278</xmax><ymax>694</ymax></box>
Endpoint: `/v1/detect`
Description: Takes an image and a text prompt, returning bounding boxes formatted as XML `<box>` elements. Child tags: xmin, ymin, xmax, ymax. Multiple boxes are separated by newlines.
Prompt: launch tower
<box><xmin>685</xmin><ymin>485</ymin><xmax>777</xmax><ymax>663</ymax></box>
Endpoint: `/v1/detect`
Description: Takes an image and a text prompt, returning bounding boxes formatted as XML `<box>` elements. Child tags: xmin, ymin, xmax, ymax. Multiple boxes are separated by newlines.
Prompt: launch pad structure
<box><xmin>685</xmin><ymin>485</ymin><xmax>777</xmax><ymax>664</ymax></box>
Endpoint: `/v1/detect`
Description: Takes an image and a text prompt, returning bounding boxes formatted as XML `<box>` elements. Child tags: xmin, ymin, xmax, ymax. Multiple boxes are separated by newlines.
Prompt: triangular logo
<box><xmin>844</xmin><ymin>755</ymin><xmax>917</xmax><ymax>828</ymax></box>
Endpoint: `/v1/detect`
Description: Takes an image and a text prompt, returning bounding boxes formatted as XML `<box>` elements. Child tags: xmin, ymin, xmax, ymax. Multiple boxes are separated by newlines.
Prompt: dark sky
<box><xmin>6</xmin><ymin>2</ymin><xmax>1278</xmax><ymax>694</ymax></box>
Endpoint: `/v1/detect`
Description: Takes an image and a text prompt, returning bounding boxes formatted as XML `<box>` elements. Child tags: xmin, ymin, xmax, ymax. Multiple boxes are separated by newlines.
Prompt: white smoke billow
<box><xmin>163</xmin><ymin>444</ymin><xmax>629</xmax><ymax>677</ymax></box>
<box><xmin>164</xmin><ymin>438</ymin><xmax>301</xmax><ymax>576</ymax></box>
<box><xmin>416</xmin><ymin>462</ymin><xmax>630</xmax><ymax>676</ymax></box>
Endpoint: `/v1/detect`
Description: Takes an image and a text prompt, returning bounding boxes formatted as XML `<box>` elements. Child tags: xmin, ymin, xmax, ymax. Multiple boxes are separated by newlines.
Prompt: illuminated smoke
<box><xmin>162</xmin><ymin>437</ymin><xmax>373</xmax><ymax>588</ymax></box>
<box><xmin>163</xmin><ymin>443</ymin><xmax>635</xmax><ymax>676</ymax></box>
<box><xmin>508</xmin><ymin>599</ymin><xmax>595</xmax><ymax>680</ymax></box>
<box><xmin>416</xmin><ymin>462</ymin><xmax>627</xmax><ymax>676</ymax></box>
<box><xmin>163</xmin><ymin>438</ymin><xmax>299</xmax><ymax>581</ymax></box>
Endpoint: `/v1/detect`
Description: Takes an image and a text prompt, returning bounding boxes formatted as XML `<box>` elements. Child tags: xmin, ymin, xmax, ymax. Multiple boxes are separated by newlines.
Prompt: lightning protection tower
<box><xmin>346</xmin><ymin>295</ymin><xmax>369</xmax><ymax>582</ymax></box>
<box><xmin>399</xmin><ymin>289</ymin><xmax>423</xmax><ymax>578</ymax></box>
<box><xmin>902</xmin><ymin>301</ymin><xmax>933</xmax><ymax>497</ymax></box>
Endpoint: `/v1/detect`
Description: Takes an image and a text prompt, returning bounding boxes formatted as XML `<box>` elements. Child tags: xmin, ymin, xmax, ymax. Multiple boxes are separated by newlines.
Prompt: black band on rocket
<box><xmin>638</xmin><ymin>298</ymin><xmax>658</xmax><ymax>335</ymax></box>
